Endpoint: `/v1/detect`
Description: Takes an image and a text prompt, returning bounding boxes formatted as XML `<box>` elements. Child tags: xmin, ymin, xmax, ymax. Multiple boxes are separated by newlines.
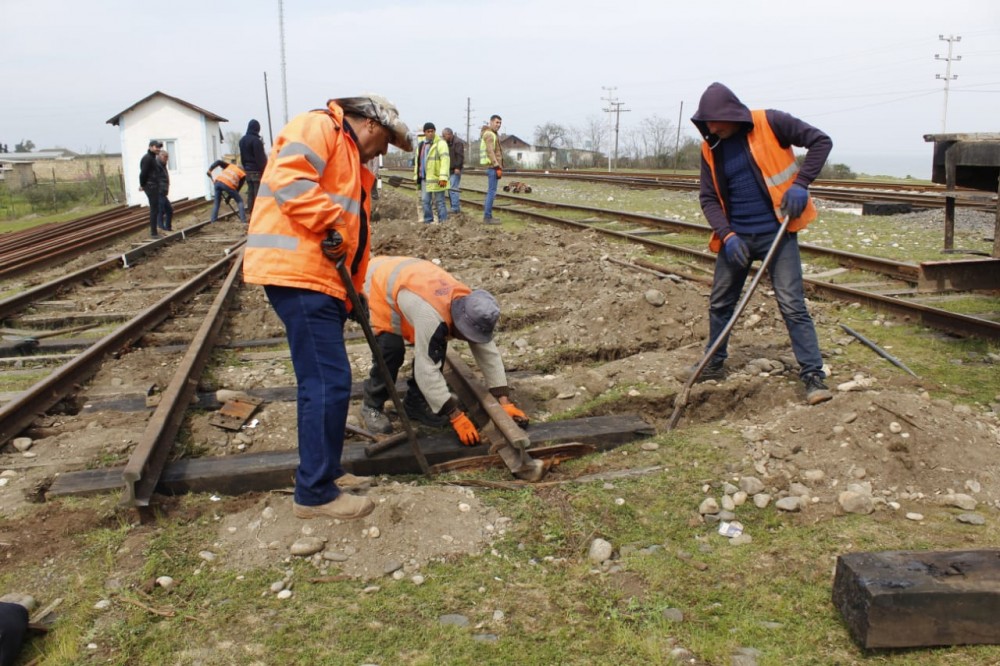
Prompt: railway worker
<box><xmin>479</xmin><ymin>114</ymin><xmax>504</xmax><ymax>224</ymax></box>
<box><xmin>358</xmin><ymin>255</ymin><xmax>529</xmax><ymax>446</ymax></box>
<box><xmin>414</xmin><ymin>122</ymin><xmax>450</xmax><ymax>223</ymax></box>
<box><xmin>243</xmin><ymin>95</ymin><xmax>412</xmax><ymax>521</ymax></box>
<box><xmin>206</xmin><ymin>159</ymin><xmax>248</xmax><ymax>224</ymax></box>
<box><xmin>138</xmin><ymin>139</ymin><xmax>163</xmax><ymax>238</ymax></box>
<box><xmin>688</xmin><ymin>82</ymin><xmax>833</xmax><ymax>405</ymax></box>
<box><xmin>441</xmin><ymin>127</ymin><xmax>464</xmax><ymax>214</ymax></box>
<box><xmin>239</xmin><ymin>119</ymin><xmax>268</xmax><ymax>216</ymax></box>
<box><xmin>156</xmin><ymin>149</ymin><xmax>173</xmax><ymax>232</ymax></box>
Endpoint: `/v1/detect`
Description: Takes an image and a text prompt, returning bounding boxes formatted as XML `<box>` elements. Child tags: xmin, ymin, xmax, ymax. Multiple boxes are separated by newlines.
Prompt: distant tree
<box><xmin>14</xmin><ymin>139</ymin><xmax>35</xmax><ymax>153</ymax></box>
<box><xmin>225</xmin><ymin>131</ymin><xmax>241</xmax><ymax>157</ymax></box>
<box><xmin>637</xmin><ymin>115</ymin><xmax>674</xmax><ymax>168</ymax></box>
<box><xmin>533</xmin><ymin>123</ymin><xmax>568</xmax><ymax>168</ymax></box>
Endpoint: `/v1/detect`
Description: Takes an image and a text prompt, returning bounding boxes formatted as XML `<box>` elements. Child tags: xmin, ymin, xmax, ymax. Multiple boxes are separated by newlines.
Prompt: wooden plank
<box><xmin>46</xmin><ymin>414</ymin><xmax>654</xmax><ymax>498</ymax></box>
<box><xmin>832</xmin><ymin>549</ymin><xmax>1000</xmax><ymax>649</ymax></box>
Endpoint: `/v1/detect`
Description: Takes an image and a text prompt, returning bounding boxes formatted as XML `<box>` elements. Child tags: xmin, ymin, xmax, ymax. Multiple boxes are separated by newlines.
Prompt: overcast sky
<box><xmin>3</xmin><ymin>0</ymin><xmax>998</xmax><ymax>178</ymax></box>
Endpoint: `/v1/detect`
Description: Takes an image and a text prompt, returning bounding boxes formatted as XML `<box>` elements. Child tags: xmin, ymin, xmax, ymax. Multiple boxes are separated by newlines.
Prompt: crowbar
<box><xmin>332</xmin><ymin>253</ymin><xmax>432</xmax><ymax>476</ymax></box>
<box><xmin>839</xmin><ymin>324</ymin><xmax>919</xmax><ymax>377</ymax></box>
<box><xmin>667</xmin><ymin>215</ymin><xmax>793</xmax><ymax>430</ymax></box>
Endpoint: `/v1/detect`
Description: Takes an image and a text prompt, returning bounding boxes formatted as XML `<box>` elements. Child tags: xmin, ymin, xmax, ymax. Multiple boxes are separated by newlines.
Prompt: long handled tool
<box><xmin>333</xmin><ymin>255</ymin><xmax>432</xmax><ymax>476</ymax></box>
<box><xmin>667</xmin><ymin>216</ymin><xmax>793</xmax><ymax>431</ymax></box>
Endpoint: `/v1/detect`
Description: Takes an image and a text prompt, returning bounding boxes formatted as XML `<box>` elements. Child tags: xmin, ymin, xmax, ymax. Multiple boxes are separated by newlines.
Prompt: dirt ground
<box><xmin>2</xmin><ymin>188</ymin><xmax>999</xmax><ymax>583</ymax></box>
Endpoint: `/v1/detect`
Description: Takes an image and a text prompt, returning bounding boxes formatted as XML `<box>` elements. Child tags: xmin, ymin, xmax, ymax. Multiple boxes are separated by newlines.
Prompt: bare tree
<box><xmin>638</xmin><ymin>115</ymin><xmax>674</xmax><ymax>168</ymax></box>
<box><xmin>533</xmin><ymin>122</ymin><xmax>568</xmax><ymax>168</ymax></box>
<box><xmin>225</xmin><ymin>131</ymin><xmax>241</xmax><ymax>157</ymax></box>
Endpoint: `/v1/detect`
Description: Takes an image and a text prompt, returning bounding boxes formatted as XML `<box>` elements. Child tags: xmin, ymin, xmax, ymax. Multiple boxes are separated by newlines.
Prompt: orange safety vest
<box><xmin>364</xmin><ymin>256</ymin><xmax>471</xmax><ymax>342</ymax></box>
<box><xmin>243</xmin><ymin>101</ymin><xmax>375</xmax><ymax>304</ymax></box>
<box><xmin>702</xmin><ymin>109</ymin><xmax>817</xmax><ymax>252</ymax></box>
<box><xmin>215</xmin><ymin>164</ymin><xmax>246</xmax><ymax>190</ymax></box>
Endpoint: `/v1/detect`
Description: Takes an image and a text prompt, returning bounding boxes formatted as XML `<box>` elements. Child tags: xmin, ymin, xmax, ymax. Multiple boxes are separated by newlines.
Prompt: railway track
<box><xmin>396</xmin><ymin>180</ymin><xmax>1000</xmax><ymax>341</ymax></box>
<box><xmin>448</xmin><ymin>169</ymin><xmax>999</xmax><ymax>213</ymax></box>
<box><xmin>0</xmin><ymin>198</ymin><xmax>207</xmax><ymax>279</ymax></box>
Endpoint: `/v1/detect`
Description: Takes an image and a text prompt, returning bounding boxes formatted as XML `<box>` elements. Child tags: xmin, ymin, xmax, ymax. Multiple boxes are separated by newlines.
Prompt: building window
<box><xmin>162</xmin><ymin>140</ymin><xmax>177</xmax><ymax>170</ymax></box>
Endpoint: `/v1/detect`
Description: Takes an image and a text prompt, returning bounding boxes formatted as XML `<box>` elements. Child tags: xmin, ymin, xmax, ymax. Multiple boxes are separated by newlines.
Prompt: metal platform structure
<box><xmin>923</xmin><ymin>132</ymin><xmax>1000</xmax><ymax>257</ymax></box>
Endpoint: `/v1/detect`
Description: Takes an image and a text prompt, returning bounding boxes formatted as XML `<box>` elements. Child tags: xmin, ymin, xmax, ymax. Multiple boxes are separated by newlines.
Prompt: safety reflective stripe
<box><xmin>277</xmin><ymin>141</ymin><xmax>326</xmax><ymax>178</ymax></box>
<box><xmin>368</xmin><ymin>257</ymin><xmax>422</xmax><ymax>335</ymax></box>
<box><xmin>257</xmin><ymin>182</ymin><xmax>274</xmax><ymax>198</ymax></box>
<box><xmin>764</xmin><ymin>161</ymin><xmax>798</xmax><ymax>188</ymax></box>
<box><xmin>246</xmin><ymin>233</ymin><xmax>299</xmax><ymax>250</ymax></box>
<box><xmin>329</xmin><ymin>192</ymin><xmax>360</xmax><ymax>216</ymax></box>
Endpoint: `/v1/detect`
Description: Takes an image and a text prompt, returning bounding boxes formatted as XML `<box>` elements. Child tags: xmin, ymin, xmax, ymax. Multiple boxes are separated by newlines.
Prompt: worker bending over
<box><xmin>359</xmin><ymin>256</ymin><xmax>528</xmax><ymax>445</ymax></box>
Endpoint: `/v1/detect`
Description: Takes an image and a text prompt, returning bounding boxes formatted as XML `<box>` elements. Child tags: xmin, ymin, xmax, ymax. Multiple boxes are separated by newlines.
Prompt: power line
<box><xmin>935</xmin><ymin>34</ymin><xmax>962</xmax><ymax>133</ymax></box>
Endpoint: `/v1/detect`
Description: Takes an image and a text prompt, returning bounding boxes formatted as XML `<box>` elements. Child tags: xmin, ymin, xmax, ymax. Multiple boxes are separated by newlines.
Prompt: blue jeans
<box><xmin>264</xmin><ymin>285</ymin><xmax>352</xmax><ymax>506</ymax></box>
<box><xmin>448</xmin><ymin>171</ymin><xmax>462</xmax><ymax>212</ymax></box>
<box><xmin>210</xmin><ymin>182</ymin><xmax>246</xmax><ymax>223</ymax></box>
<box><xmin>706</xmin><ymin>231</ymin><xmax>823</xmax><ymax>378</ymax></box>
<box><xmin>421</xmin><ymin>182</ymin><xmax>448</xmax><ymax>223</ymax></box>
<box><xmin>483</xmin><ymin>167</ymin><xmax>499</xmax><ymax>219</ymax></box>
<box><xmin>157</xmin><ymin>193</ymin><xmax>173</xmax><ymax>230</ymax></box>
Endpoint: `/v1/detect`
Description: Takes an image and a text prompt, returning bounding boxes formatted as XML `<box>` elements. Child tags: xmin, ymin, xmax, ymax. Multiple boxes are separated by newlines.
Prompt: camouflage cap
<box><xmin>334</xmin><ymin>94</ymin><xmax>413</xmax><ymax>152</ymax></box>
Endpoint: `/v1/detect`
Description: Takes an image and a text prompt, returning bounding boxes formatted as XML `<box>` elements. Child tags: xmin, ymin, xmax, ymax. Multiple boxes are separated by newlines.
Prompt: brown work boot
<box><xmin>360</xmin><ymin>404</ymin><xmax>392</xmax><ymax>435</ymax></box>
<box><xmin>335</xmin><ymin>472</ymin><xmax>374</xmax><ymax>490</ymax></box>
<box><xmin>293</xmin><ymin>493</ymin><xmax>375</xmax><ymax>520</ymax></box>
<box><xmin>675</xmin><ymin>359</ymin><xmax>725</xmax><ymax>383</ymax></box>
<box><xmin>803</xmin><ymin>373</ymin><xmax>833</xmax><ymax>405</ymax></box>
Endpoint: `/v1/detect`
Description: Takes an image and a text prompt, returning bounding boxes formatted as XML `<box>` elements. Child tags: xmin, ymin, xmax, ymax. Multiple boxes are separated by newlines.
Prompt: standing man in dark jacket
<box><xmin>442</xmin><ymin>128</ymin><xmax>464</xmax><ymax>214</ymax></box>
<box><xmin>239</xmin><ymin>119</ymin><xmax>268</xmax><ymax>216</ymax></box>
<box><xmin>687</xmin><ymin>82</ymin><xmax>833</xmax><ymax>405</ymax></box>
<box><xmin>156</xmin><ymin>148</ymin><xmax>172</xmax><ymax>232</ymax></box>
<box><xmin>138</xmin><ymin>139</ymin><xmax>163</xmax><ymax>238</ymax></box>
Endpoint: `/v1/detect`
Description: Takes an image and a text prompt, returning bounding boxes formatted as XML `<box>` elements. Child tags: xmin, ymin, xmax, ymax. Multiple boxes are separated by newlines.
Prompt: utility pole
<box><xmin>935</xmin><ymin>34</ymin><xmax>962</xmax><ymax>133</ymax></box>
<box><xmin>608</xmin><ymin>100</ymin><xmax>630</xmax><ymax>171</ymax></box>
<box><xmin>279</xmin><ymin>0</ymin><xmax>289</xmax><ymax>125</ymax></box>
<box><xmin>601</xmin><ymin>86</ymin><xmax>616</xmax><ymax>172</ymax></box>
<box><xmin>673</xmin><ymin>100</ymin><xmax>684</xmax><ymax>173</ymax></box>
<box><xmin>465</xmin><ymin>97</ymin><xmax>474</xmax><ymax>161</ymax></box>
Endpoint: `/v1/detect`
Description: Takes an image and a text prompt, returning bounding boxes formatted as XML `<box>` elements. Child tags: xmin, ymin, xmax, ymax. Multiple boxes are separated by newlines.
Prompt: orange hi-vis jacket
<box><xmin>364</xmin><ymin>256</ymin><xmax>471</xmax><ymax>342</ymax></box>
<box><xmin>243</xmin><ymin>101</ymin><xmax>375</xmax><ymax>304</ymax></box>
<box><xmin>702</xmin><ymin>109</ymin><xmax>817</xmax><ymax>252</ymax></box>
<box><xmin>215</xmin><ymin>164</ymin><xmax>246</xmax><ymax>190</ymax></box>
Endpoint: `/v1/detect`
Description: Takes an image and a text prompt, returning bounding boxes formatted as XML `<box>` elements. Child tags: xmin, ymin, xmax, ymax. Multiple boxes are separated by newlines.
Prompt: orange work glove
<box><xmin>438</xmin><ymin>179</ymin><xmax>448</xmax><ymax>188</ymax></box>
<box><xmin>501</xmin><ymin>402</ymin><xmax>529</xmax><ymax>427</ymax></box>
<box><xmin>495</xmin><ymin>168</ymin><xmax>503</xmax><ymax>180</ymax></box>
<box><xmin>450</xmin><ymin>411</ymin><xmax>480</xmax><ymax>446</ymax></box>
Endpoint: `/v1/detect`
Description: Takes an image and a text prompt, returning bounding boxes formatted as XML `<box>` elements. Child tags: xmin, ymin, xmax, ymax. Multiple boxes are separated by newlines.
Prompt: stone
<box><xmin>290</xmin><ymin>536</ymin><xmax>326</xmax><ymax>557</ymax></box>
<box><xmin>739</xmin><ymin>477</ymin><xmax>765</xmax><ymax>495</ymax></box>
<box><xmin>839</xmin><ymin>491</ymin><xmax>875</xmax><ymax>515</ymax></box>
<box><xmin>588</xmin><ymin>538</ymin><xmax>614</xmax><ymax>563</ymax></box>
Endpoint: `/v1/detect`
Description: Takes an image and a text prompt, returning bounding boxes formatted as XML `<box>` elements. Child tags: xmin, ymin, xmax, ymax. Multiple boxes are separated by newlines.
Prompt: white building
<box><xmin>107</xmin><ymin>91</ymin><xmax>228</xmax><ymax>206</ymax></box>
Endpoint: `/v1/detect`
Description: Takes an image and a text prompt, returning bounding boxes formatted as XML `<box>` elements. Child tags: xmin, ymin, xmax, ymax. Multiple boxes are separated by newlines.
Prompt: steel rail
<box><xmin>0</xmin><ymin>217</ymin><xmax>220</xmax><ymax>320</ymax></box>
<box><xmin>0</xmin><ymin>239</ymin><xmax>245</xmax><ymax>447</ymax></box>
<box><xmin>447</xmin><ymin>190</ymin><xmax>1000</xmax><ymax>342</ymax></box>
<box><xmin>122</xmin><ymin>248</ymin><xmax>245</xmax><ymax>506</ymax></box>
<box><xmin>0</xmin><ymin>199</ymin><xmax>207</xmax><ymax>278</ymax></box>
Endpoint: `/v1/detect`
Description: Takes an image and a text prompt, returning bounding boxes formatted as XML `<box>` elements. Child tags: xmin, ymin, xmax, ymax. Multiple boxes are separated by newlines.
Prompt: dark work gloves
<box><xmin>781</xmin><ymin>184</ymin><xmax>809</xmax><ymax>219</ymax></box>
<box><xmin>723</xmin><ymin>233</ymin><xmax>750</xmax><ymax>269</ymax></box>
<box><xmin>321</xmin><ymin>230</ymin><xmax>346</xmax><ymax>263</ymax></box>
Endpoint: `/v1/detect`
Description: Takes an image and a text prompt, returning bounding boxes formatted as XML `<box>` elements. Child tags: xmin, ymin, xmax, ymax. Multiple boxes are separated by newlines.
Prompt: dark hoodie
<box><xmin>239</xmin><ymin>119</ymin><xmax>268</xmax><ymax>173</ymax></box>
<box><xmin>690</xmin><ymin>82</ymin><xmax>832</xmax><ymax>238</ymax></box>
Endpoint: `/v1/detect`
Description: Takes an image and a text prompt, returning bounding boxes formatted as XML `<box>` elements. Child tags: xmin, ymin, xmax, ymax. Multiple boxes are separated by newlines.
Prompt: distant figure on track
<box><xmin>441</xmin><ymin>127</ymin><xmax>464</xmax><ymax>215</ymax></box>
<box><xmin>156</xmin><ymin>149</ymin><xmax>172</xmax><ymax>232</ymax></box>
<box><xmin>239</xmin><ymin>119</ymin><xmax>268</xmax><ymax>216</ymax></box>
<box><xmin>479</xmin><ymin>114</ymin><xmax>503</xmax><ymax>225</ymax></box>
<box><xmin>206</xmin><ymin>159</ymin><xmax>247</xmax><ymax>224</ymax></box>
<box><xmin>138</xmin><ymin>139</ymin><xmax>163</xmax><ymax>238</ymax></box>
<box><xmin>243</xmin><ymin>95</ymin><xmax>412</xmax><ymax>521</ymax></box>
<box><xmin>686</xmin><ymin>82</ymin><xmax>833</xmax><ymax>405</ymax></box>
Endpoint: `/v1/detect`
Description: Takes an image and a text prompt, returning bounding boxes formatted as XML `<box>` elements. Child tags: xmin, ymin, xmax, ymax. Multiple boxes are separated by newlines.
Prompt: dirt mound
<box><xmin>214</xmin><ymin>483</ymin><xmax>504</xmax><ymax>580</ymax></box>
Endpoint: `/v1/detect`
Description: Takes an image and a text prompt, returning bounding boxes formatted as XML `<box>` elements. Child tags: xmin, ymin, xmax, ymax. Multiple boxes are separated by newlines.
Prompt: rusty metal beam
<box><xmin>122</xmin><ymin>250</ymin><xmax>245</xmax><ymax>506</ymax></box>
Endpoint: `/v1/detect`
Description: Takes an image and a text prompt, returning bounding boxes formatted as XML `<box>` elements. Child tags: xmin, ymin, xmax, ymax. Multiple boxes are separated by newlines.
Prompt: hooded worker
<box><xmin>239</xmin><ymin>119</ymin><xmax>268</xmax><ymax>215</ymax></box>
<box><xmin>359</xmin><ymin>256</ymin><xmax>528</xmax><ymax>446</ymax></box>
<box><xmin>243</xmin><ymin>94</ymin><xmax>412</xmax><ymax>522</ymax></box>
<box><xmin>686</xmin><ymin>82</ymin><xmax>833</xmax><ymax>406</ymax></box>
